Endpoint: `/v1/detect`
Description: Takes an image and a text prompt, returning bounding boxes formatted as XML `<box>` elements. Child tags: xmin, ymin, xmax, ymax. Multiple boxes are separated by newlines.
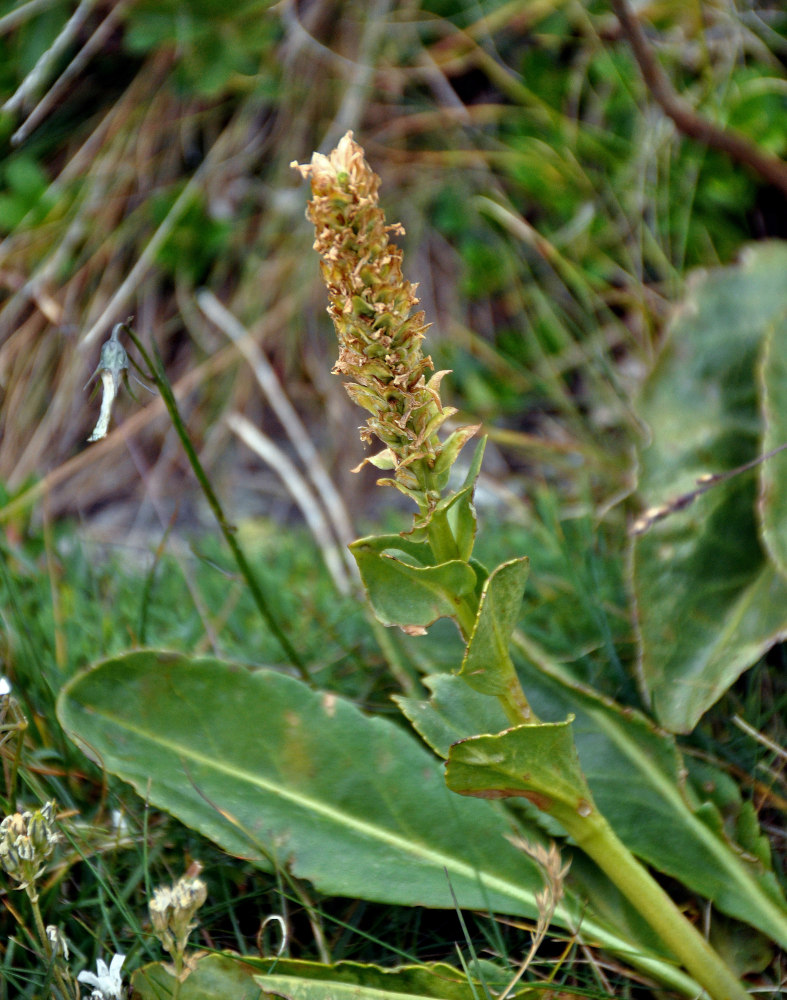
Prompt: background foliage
<box><xmin>0</xmin><ymin>1</ymin><xmax>786</xmax><ymax>997</ymax></box>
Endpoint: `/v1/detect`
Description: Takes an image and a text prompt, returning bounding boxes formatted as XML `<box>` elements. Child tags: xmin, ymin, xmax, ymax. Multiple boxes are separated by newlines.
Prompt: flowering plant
<box><xmin>291</xmin><ymin>133</ymin><xmax>750</xmax><ymax>1000</ymax></box>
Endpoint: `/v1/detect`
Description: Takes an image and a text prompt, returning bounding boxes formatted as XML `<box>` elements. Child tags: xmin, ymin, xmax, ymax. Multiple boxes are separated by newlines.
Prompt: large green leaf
<box><xmin>632</xmin><ymin>242</ymin><xmax>787</xmax><ymax>732</ymax></box>
<box><xmin>132</xmin><ymin>953</ymin><xmax>262</xmax><ymax>1000</ymax></box>
<box><xmin>56</xmin><ymin>651</ymin><xmax>701</xmax><ymax>993</ymax></box>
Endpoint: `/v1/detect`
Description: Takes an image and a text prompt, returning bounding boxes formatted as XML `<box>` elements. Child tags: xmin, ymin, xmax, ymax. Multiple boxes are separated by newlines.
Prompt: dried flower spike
<box><xmin>292</xmin><ymin>132</ymin><xmax>477</xmax><ymax>516</ymax></box>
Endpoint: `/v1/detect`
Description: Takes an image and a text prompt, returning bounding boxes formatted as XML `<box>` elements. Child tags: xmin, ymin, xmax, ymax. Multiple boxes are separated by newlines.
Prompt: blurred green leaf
<box><xmin>632</xmin><ymin>242</ymin><xmax>787</xmax><ymax>733</ymax></box>
<box><xmin>759</xmin><ymin>314</ymin><xmax>787</xmax><ymax>577</ymax></box>
<box><xmin>132</xmin><ymin>953</ymin><xmax>262</xmax><ymax>1000</ymax></box>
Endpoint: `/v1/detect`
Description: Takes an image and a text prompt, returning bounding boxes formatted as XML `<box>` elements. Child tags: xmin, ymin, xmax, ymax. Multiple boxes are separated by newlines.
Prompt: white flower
<box><xmin>77</xmin><ymin>953</ymin><xmax>125</xmax><ymax>999</ymax></box>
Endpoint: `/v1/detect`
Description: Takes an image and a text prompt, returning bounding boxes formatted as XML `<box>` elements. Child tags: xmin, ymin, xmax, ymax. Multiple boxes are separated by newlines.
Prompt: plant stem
<box><xmin>27</xmin><ymin>886</ymin><xmax>76</xmax><ymax>1000</ymax></box>
<box><xmin>559</xmin><ymin>806</ymin><xmax>748</xmax><ymax>1000</ymax></box>
<box><xmin>124</xmin><ymin>328</ymin><xmax>309</xmax><ymax>682</ymax></box>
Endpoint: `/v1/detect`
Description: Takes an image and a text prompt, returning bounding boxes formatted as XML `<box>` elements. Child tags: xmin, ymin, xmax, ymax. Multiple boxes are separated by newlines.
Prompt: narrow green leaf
<box><xmin>350</xmin><ymin>539</ymin><xmax>476</xmax><ymax>628</ymax></box>
<box><xmin>459</xmin><ymin>558</ymin><xmax>529</xmax><ymax>696</ymax></box>
<box><xmin>632</xmin><ymin>242</ymin><xmax>787</xmax><ymax>732</ymax></box>
<box><xmin>444</xmin><ymin>437</ymin><xmax>487</xmax><ymax>561</ymax></box>
<box><xmin>759</xmin><ymin>313</ymin><xmax>787</xmax><ymax>577</ymax></box>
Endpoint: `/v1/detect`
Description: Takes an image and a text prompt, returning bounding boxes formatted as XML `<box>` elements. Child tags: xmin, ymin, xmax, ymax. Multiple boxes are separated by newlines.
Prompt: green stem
<box><xmin>27</xmin><ymin>886</ymin><xmax>76</xmax><ymax>1000</ymax></box>
<box><xmin>558</xmin><ymin>807</ymin><xmax>748</xmax><ymax>1000</ymax></box>
<box><xmin>124</xmin><ymin>329</ymin><xmax>309</xmax><ymax>682</ymax></box>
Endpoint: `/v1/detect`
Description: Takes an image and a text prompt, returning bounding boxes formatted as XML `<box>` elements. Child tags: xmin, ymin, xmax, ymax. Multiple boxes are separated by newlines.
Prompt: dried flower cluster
<box><xmin>292</xmin><ymin>132</ymin><xmax>476</xmax><ymax>513</ymax></box>
<box><xmin>149</xmin><ymin>871</ymin><xmax>207</xmax><ymax>970</ymax></box>
<box><xmin>0</xmin><ymin>801</ymin><xmax>59</xmax><ymax>889</ymax></box>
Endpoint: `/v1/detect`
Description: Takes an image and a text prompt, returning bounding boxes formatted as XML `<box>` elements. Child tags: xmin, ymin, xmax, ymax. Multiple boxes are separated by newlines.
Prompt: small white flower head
<box><xmin>0</xmin><ymin>675</ymin><xmax>11</xmax><ymax>696</ymax></box>
<box><xmin>149</xmin><ymin>870</ymin><xmax>207</xmax><ymax>961</ymax></box>
<box><xmin>77</xmin><ymin>953</ymin><xmax>126</xmax><ymax>1000</ymax></box>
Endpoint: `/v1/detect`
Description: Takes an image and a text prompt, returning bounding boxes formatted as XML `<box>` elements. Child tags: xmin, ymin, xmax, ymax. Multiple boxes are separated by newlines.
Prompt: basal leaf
<box><xmin>56</xmin><ymin>651</ymin><xmax>701</xmax><ymax>992</ymax></box>
<box><xmin>59</xmin><ymin>652</ymin><xmax>547</xmax><ymax>915</ymax></box>
<box><xmin>132</xmin><ymin>953</ymin><xmax>261</xmax><ymax>1000</ymax></box>
<box><xmin>253</xmin><ymin>957</ymin><xmax>541</xmax><ymax>1000</ymax></box>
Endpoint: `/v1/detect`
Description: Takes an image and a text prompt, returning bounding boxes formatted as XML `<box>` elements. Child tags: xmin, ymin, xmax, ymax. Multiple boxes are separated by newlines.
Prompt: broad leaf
<box><xmin>57</xmin><ymin>651</ymin><xmax>702</xmax><ymax>992</ymax></box>
<box><xmin>132</xmin><ymin>953</ymin><xmax>261</xmax><ymax>1000</ymax></box>
<box><xmin>632</xmin><ymin>242</ymin><xmax>787</xmax><ymax>732</ymax></box>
